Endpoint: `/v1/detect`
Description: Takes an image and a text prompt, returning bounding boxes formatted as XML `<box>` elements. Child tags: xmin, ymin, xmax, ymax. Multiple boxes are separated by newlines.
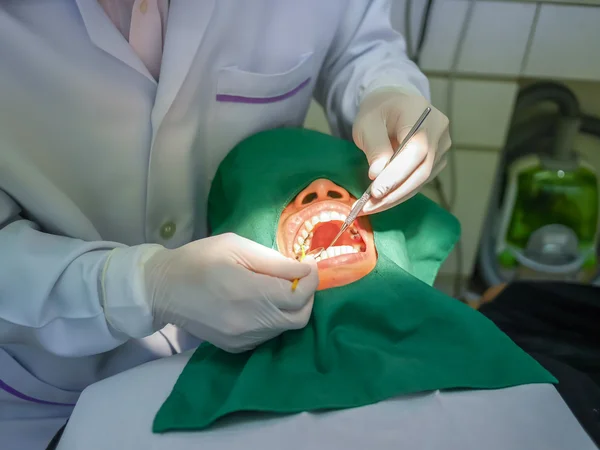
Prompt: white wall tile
<box><xmin>429</xmin><ymin>77</ymin><xmax>519</xmax><ymax>148</ymax></box>
<box><xmin>417</xmin><ymin>0</ymin><xmax>471</xmax><ymax>72</ymax></box>
<box><xmin>523</xmin><ymin>5</ymin><xmax>600</xmax><ymax>81</ymax></box>
<box><xmin>457</xmin><ymin>1</ymin><xmax>536</xmax><ymax>75</ymax></box>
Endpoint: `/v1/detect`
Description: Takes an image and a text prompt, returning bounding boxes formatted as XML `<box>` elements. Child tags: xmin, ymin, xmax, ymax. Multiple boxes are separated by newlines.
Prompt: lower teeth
<box><xmin>314</xmin><ymin>245</ymin><xmax>363</xmax><ymax>261</ymax></box>
<box><xmin>293</xmin><ymin>227</ymin><xmax>364</xmax><ymax>259</ymax></box>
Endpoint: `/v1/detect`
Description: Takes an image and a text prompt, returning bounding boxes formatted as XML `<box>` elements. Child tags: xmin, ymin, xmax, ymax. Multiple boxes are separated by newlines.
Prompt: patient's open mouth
<box><xmin>284</xmin><ymin>201</ymin><xmax>369</xmax><ymax>264</ymax></box>
<box><xmin>277</xmin><ymin>178</ymin><xmax>377</xmax><ymax>290</ymax></box>
<box><xmin>294</xmin><ymin>212</ymin><xmax>366</xmax><ymax>262</ymax></box>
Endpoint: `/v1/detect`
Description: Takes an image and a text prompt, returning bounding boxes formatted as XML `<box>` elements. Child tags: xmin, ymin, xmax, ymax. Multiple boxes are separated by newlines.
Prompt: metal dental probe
<box><xmin>313</xmin><ymin>106</ymin><xmax>432</xmax><ymax>259</ymax></box>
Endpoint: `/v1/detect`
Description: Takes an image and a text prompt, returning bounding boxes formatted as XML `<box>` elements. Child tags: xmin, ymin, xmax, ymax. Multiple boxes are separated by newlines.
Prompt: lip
<box><xmin>281</xmin><ymin>200</ymin><xmax>369</xmax><ymax>258</ymax></box>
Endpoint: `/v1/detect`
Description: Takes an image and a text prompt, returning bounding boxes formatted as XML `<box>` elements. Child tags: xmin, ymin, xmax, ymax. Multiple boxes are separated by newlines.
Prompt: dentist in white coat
<box><xmin>0</xmin><ymin>1</ymin><xmax>450</xmax><ymax>448</ymax></box>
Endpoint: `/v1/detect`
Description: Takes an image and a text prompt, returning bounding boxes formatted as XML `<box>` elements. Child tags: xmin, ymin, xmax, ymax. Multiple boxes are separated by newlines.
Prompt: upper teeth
<box><xmin>313</xmin><ymin>212</ymin><xmax>346</xmax><ymax>230</ymax></box>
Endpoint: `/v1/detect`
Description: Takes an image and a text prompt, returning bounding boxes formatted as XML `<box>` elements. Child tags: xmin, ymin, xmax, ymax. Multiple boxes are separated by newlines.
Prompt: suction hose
<box><xmin>582</xmin><ymin>114</ymin><xmax>600</xmax><ymax>137</ymax></box>
<box><xmin>509</xmin><ymin>81</ymin><xmax>580</xmax><ymax>117</ymax></box>
<box><xmin>477</xmin><ymin>82</ymin><xmax>600</xmax><ymax>287</ymax></box>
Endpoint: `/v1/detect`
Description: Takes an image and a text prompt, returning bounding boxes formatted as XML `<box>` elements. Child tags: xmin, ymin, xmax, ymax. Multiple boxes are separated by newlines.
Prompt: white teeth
<box><xmin>314</xmin><ymin>245</ymin><xmax>360</xmax><ymax>261</ymax></box>
<box><xmin>306</xmin><ymin>211</ymin><xmax>344</xmax><ymax>230</ymax></box>
<box><xmin>295</xmin><ymin>210</ymin><xmax>359</xmax><ymax>258</ymax></box>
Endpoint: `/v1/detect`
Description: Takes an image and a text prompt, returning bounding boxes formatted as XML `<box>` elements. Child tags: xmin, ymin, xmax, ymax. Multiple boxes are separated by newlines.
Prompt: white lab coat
<box><xmin>0</xmin><ymin>1</ymin><xmax>428</xmax><ymax>448</ymax></box>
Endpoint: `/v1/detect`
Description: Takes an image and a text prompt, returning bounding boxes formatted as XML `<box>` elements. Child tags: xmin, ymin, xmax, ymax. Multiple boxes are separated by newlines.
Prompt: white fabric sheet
<box><xmin>57</xmin><ymin>351</ymin><xmax>598</xmax><ymax>450</ymax></box>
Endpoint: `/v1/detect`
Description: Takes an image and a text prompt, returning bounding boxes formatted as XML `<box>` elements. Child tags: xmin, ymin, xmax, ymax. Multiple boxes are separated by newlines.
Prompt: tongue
<box><xmin>309</xmin><ymin>221</ymin><xmax>359</xmax><ymax>251</ymax></box>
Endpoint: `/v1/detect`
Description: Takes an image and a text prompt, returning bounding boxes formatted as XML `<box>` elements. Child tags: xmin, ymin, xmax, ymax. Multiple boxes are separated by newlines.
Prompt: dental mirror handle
<box><xmin>326</xmin><ymin>107</ymin><xmax>431</xmax><ymax>251</ymax></box>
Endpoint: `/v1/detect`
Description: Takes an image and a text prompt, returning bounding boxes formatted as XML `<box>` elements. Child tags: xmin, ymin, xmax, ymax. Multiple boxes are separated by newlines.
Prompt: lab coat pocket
<box><xmin>207</xmin><ymin>52</ymin><xmax>317</xmax><ymax>178</ymax></box>
<box><xmin>0</xmin><ymin>350</ymin><xmax>78</xmax><ymax>420</ymax></box>
<box><xmin>216</xmin><ymin>52</ymin><xmax>315</xmax><ymax>106</ymax></box>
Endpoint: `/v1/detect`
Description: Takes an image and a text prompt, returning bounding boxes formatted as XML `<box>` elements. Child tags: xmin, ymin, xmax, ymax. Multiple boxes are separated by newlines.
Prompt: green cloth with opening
<box><xmin>152</xmin><ymin>128</ymin><xmax>555</xmax><ymax>433</ymax></box>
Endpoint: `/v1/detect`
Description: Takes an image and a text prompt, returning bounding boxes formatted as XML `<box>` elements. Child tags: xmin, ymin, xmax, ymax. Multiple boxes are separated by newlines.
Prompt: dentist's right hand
<box><xmin>138</xmin><ymin>233</ymin><xmax>318</xmax><ymax>353</ymax></box>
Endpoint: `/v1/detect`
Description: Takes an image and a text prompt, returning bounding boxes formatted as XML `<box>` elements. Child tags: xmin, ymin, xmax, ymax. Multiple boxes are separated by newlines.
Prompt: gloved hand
<box><xmin>352</xmin><ymin>86</ymin><xmax>451</xmax><ymax>215</ymax></box>
<box><xmin>143</xmin><ymin>233</ymin><xmax>319</xmax><ymax>353</ymax></box>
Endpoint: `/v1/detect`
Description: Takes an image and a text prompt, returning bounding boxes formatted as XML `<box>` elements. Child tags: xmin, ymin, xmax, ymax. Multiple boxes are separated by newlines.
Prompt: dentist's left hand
<box><xmin>104</xmin><ymin>233</ymin><xmax>319</xmax><ymax>353</ymax></box>
<box><xmin>352</xmin><ymin>87</ymin><xmax>451</xmax><ymax>215</ymax></box>
<box><xmin>145</xmin><ymin>233</ymin><xmax>319</xmax><ymax>352</ymax></box>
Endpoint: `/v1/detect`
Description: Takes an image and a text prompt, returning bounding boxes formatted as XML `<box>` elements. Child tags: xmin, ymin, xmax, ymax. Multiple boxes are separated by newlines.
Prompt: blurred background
<box><xmin>305</xmin><ymin>0</ymin><xmax>600</xmax><ymax>302</ymax></box>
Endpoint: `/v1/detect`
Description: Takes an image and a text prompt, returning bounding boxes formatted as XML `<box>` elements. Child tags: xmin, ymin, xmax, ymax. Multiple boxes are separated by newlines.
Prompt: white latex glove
<box><xmin>143</xmin><ymin>233</ymin><xmax>318</xmax><ymax>353</ymax></box>
<box><xmin>352</xmin><ymin>87</ymin><xmax>451</xmax><ymax>215</ymax></box>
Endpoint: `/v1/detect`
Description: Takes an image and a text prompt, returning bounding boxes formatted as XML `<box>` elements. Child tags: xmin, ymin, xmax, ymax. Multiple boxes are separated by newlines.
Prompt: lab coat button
<box><xmin>160</xmin><ymin>221</ymin><xmax>176</xmax><ymax>240</ymax></box>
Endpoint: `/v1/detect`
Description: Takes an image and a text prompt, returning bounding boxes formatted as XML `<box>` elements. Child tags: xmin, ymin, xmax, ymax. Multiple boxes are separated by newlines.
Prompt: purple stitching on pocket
<box><xmin>0</xmin><ymin>378</ymin><xmax>76</xmax><ymax>406</ymax></box>
<box><xmin>216</xmin><ymin>77</ymin><xmax>311</xmax><ymax>104</ymax></box>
